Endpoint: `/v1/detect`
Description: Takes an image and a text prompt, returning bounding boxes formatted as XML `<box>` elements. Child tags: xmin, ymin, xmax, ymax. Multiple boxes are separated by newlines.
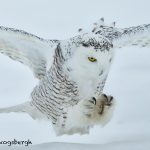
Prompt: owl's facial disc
<box><xmin>65</xmin><ymin>39</ymin><xmax>114</xmax><ymax>98</ymax></box>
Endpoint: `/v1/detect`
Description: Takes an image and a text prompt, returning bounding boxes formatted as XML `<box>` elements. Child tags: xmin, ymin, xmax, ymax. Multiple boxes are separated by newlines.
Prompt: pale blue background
<box><xmin>0</xmin><ymin>0</ymin><xmax>150</xmax><ymax>148</ymax></box>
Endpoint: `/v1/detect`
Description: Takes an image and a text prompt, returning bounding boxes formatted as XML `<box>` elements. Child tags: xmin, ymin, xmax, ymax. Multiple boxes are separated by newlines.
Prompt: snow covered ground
<box><xmin>0</xmin><ymin>0</ymin><xmax>150</xmax><ymax>149</ymax></box>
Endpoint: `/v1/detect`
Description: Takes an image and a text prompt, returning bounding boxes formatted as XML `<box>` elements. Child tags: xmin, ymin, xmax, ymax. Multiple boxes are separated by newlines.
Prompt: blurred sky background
<box><xmin>0</xmin><ymin>0</ymin><xmax>150</xmax><ymax>147</ymax></box>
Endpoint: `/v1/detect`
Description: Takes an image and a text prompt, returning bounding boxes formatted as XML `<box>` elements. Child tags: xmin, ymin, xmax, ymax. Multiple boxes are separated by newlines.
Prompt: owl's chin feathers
<box><xmin>53</xmin><ymin>94</ymin><xmax>116</xmax><ymax>136</ymax></box>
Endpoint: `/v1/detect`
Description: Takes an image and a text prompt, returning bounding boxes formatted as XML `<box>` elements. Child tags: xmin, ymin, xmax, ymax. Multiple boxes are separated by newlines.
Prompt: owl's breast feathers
<box><xmin>30</xmin><ymin>45</ymin><xmax>79</xmax><ymax>126</ymax></box>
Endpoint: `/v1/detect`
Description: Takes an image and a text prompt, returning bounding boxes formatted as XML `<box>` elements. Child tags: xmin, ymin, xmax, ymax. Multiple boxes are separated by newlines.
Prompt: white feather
<box><xmin>0</xmin><ymin>26</ymin><xmax>59</xmax><ymax>79</ymax></box>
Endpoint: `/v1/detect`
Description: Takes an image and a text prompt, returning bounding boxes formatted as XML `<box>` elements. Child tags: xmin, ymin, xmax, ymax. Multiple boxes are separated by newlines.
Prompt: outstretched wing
<box><xmin>111</xmin><ymin>24</ymin><xmax>150</xmax><ymax>48</ymax></box>
<box><xmin>88</xmin><ymin>18</ymin><xmax>150</xmax><ymax>49</ymax></box>
<box><xmin>0</xmin><ymin>26</ymin><xmax>59</xmax><ymax>79</ymax></box>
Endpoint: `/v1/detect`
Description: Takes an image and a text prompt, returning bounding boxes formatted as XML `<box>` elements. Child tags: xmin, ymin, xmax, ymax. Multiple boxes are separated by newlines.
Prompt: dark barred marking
<box><xmin>0</xmin><ymin>26</ymin><xmax>59</xmax><ymax>43</ymax></box>
<box><xmin>31</xmin><ymin>45</ymin><xmax>79</xmax><ymax>125</ymax></box>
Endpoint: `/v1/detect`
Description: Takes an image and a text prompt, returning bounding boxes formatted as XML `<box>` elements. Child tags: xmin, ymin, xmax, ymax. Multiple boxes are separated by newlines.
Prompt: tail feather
<box><xmin>0</xmin><ymin>102</ymin><xmax>44</xmax><ymax>120</ymax></box>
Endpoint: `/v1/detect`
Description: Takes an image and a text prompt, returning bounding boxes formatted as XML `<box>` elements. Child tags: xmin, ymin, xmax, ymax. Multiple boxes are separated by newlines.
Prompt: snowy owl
<box><xmin>0</xmin><ymin>18</ymin><xmax>150</xmax><ymax>135</ymax></box>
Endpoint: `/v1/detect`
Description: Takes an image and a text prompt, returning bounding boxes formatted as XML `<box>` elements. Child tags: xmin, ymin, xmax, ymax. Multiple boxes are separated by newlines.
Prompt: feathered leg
<box><xmin>82</xmin><ymin>94</ymin><xmax>116</xmax><ymax>126</ymax></box>
<box><xmin>60</xmin><ymin>94</ymin><xmax>116</xmax><ymax>135</ymax></box>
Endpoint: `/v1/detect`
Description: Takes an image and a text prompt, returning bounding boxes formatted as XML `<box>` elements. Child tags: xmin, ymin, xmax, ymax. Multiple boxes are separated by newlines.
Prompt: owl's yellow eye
<box><xmin>88</xmin><ymin>57</ymin><xmax>97</xmax><ymax>62</ymax></box>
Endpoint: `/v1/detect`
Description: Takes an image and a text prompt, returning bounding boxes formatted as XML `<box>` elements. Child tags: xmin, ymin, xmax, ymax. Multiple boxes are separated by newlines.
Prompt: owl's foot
<box><xmin>63</xmin><ymin>94</ymin><xmax>116</xmax><ymax>134</ymax></box>
<box><xmin>83</xmin><ymin>94</ymin><xmax>116</xmax><ymax>125</ymax></box>
<box><xmin>84</xmin><ymin>94</ymin><xmax>114</xmax><ymax>115</ymax></box>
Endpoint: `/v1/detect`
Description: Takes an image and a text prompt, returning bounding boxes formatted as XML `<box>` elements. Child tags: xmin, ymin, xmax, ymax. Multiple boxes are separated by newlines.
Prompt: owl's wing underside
<box><xmin>0</xmin><ymin>26</ymin><xmax>59</xmax><ymax>79</ymax></box>
<box><xmin>112</xmin><ymin>24</ymin><xmax>150</xmax><ymax>48</ymax></box>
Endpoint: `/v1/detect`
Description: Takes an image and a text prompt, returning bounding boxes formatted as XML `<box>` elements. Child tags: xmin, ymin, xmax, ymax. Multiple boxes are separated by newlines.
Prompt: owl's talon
<box><xmin>102</xmin><ymin>94</ymin><xmax>108</xmax><ymax>99</ymax></box>
<box><xmin>107</xmin><ymin>96</ymin><xmax>113</xmax><ymax>106</ymax></box>
<box><xmin>88</xmin><ymin>97</ymin><xmax>96</xmax><ymax>105</ymax></box>
<box><xmin>101</xmin><ymin>94</ymin><xmax>113</xmax><ymax>105</ymax></box>
<box><xmin>92</xmin><ymin>97</ymin><xmax>96</xmax><ymax>105</ymax></box>
<box><xmin>109</xmin><ymin>96</ymin><xmax>113</xmax><ymax>102</ymax></box>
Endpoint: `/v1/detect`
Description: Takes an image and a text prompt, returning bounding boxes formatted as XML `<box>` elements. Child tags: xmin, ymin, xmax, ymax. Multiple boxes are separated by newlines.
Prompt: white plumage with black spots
<box><xmin>0</xmin><ymin>18</ymin><xmax>150</xmax><ymax>135</ymax></box>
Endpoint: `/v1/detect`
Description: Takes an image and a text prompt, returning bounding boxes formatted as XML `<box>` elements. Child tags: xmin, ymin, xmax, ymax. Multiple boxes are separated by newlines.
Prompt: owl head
<box><xmin>56</xmin><ymin>32</ymin><xmax>115</xmax><ymax>98</ymax></box>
